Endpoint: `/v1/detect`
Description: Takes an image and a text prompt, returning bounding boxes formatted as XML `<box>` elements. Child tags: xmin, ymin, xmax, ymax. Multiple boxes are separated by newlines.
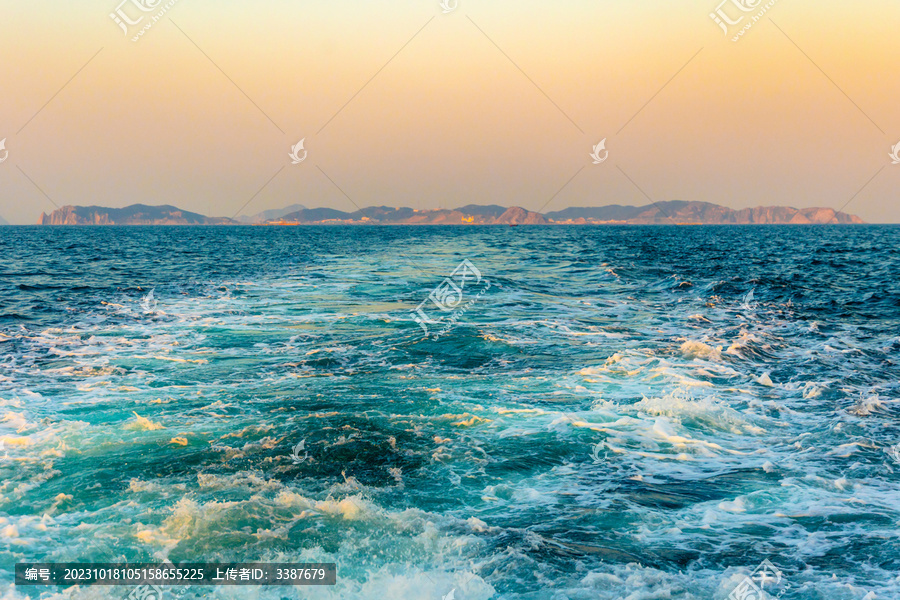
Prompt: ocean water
<box><xmin>1</xmin><ymin>225</ymin><xmax>899</xmax><ymax>600</ymax></box>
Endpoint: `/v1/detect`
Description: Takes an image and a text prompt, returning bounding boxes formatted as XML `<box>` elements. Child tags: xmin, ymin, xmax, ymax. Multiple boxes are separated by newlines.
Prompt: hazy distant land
<box><xmin>36</xmin><ymin>202</ymin><xmax>865</xmax><ymax>226</ymax></box>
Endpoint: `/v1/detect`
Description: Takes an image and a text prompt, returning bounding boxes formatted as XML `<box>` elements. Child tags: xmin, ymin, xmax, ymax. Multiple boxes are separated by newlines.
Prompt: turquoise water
<box><xmin>1</xmin><ymin>225</ymin><xmax>899</xmax><ymax>600</ymax></box>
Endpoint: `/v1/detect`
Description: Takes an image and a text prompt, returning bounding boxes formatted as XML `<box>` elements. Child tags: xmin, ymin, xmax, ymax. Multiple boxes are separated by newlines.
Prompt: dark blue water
<box><xmin>0</xmin><ymin>225</ymin><xmax>898</xmax><ymax>600</ymax></box>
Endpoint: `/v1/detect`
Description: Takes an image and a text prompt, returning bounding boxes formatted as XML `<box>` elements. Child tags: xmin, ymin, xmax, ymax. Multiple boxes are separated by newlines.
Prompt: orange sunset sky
<box><xmin>0</xmin><ymin>0</ymin><xmax>898</xmax><ymax>224</ymax></box>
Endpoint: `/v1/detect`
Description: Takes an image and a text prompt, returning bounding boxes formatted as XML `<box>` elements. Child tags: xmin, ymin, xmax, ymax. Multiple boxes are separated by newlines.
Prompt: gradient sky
<box><xmin>0</xmin><ymin>0</ymin><xmax>898</xmax><ymax>224</ymax></box>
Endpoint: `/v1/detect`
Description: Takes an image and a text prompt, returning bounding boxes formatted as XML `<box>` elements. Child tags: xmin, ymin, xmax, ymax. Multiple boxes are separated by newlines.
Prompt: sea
<box><xmin>0</xmin><ymin>225</ymin><xmax>898</xmax><ymax>600</ymax></box>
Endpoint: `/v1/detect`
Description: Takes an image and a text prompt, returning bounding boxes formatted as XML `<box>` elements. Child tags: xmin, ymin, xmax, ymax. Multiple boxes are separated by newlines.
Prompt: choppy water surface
<box><xmin>1</xmin><ymin>225</ymin><xmax>899</xmax><ymax>600</ymax></box>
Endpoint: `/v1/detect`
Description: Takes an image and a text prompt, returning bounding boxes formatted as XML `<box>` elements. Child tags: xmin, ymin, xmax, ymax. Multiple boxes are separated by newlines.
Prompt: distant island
<box><xmin>38</xmin><ymin>205</ymin><xmax>233</xmax><ymax>225</ymax></box>
<box><xmin>37</xmin><ymin>202</ymin><xmax>864</xmax><ymax>225</ymax></box>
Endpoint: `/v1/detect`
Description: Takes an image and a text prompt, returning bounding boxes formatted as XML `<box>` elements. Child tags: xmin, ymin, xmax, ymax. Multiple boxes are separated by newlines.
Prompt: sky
<box><xmin>0</xmin><ymin>0</ymin><xmax>898</xmax><ymax>224</ymax></box>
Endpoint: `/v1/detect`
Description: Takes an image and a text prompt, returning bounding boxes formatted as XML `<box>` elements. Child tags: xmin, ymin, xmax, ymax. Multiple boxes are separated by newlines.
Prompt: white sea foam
<box><xmin>2</xmin><ymin>249</ymin><xmax>898</xmax><ymax>599</ymax></box>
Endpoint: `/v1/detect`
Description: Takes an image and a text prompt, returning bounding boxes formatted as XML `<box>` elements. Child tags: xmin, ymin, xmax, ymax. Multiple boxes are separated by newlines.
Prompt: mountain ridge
<box><xmin>37</xmin><ymin>202</ymin><xmax>866</xmax><ymax>225</ymax></box>
<box><xmin>235</xmin><ymin>203</ymin><xmax>306</xmax><ymax>224</ymax></box>
<box><xmin>38</xmin><ymin>204</ymin><xmax>234</xmax><ymax>225</ymax></box>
